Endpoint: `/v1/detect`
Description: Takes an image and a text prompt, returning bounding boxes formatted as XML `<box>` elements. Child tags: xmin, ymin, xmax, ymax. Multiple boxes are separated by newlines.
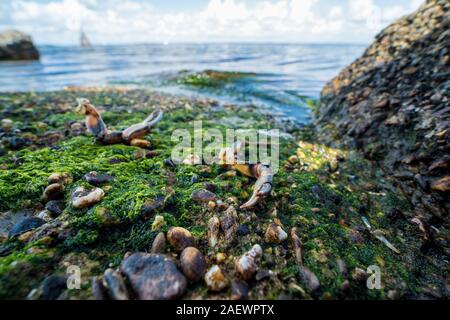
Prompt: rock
<box><xmin>121</xmin><ymin>253</ymin><xmax>187</xmax><ymax>300</ymax></box>
<box><xmin>92</xmin><ymin>276</ymin><xmax>108</xmax><ymax>300</ymax></box>
<box><xmin>130</xmin><ymin>139</ymin><xmax>151</xmax><ymax>148</ymax></box>
<box><xmin>351</xmin><ymin>267</ymin><xmax>367</xmax><ymax>282</ymax></box>
<box><xmin>265</xmin><ymin>223</ymin><xmax>288</xmax><ymax>244</ymax></box>
<box><xmin>84</xmin><ymin>171</ymin><xmax>114</xmax><ymax>186</ymax></box>
<box><xmin>48</xmin><ymin>172</ymin><xmax>73</xmax><ymax>185</ymax></box>
<box><xmin>71</xmin><ymin>186</ymin><xmax>105</xmax><ymax>209</ymax></box>
<box><xmin>40</xmin><ymin>275</ymin><xmax>67</xmax><ymax>300</ymax></box>
<box><xmin>430</xmin><ymin>176</ymin><xmax>450</xmax><ymax>193</ymax></box>
<box><xmin>180</xmin><ymin>247</ymin><xmax>206</xmax><ymax>282</ymax></box>
<box><xmin>231</xmin><ymin>279</ymin><xmax>249</xmax><ymax>300</ymax></box>
<box><xmin>208</xmin><ymin>216</ymin><xmax>220</xmax><ymax>247</ymax></box>
<box><xmin>298</xmin><ymin>266</ymin><xmax>320</xmax><ymax>292</ymax></box>
<box><xmin>290</xmin><ymin>228</ymin><xmax>303</xmax><ymax>266</ymax></box>
<box><xmin>336</xmin><ymin>258</ymin><xmax>348</xmax><ymax>277</ymax></box>
<box><xmin>237</xmin><ymin>224</ymin><xmax>250</xmax><ymax>236</ymax></box>
<box><xmin>45</xmin><ymin>200</ymin><xmax>65</xmax><ymax>217</ymax></box>
<box><xmin>220</xmin><ymin>206</ymin><xmax>239</xmax><ymax>245</ymax></box>
<box><xmin>191</xmin><ymin>189</ymin><xmax>217</xmax><ymax>203</ymax></box>
<box><xmin>0</xmin><ymin>30</ymin><xmax>40</xmax><ymax>60</ymax></box>
<box><xmin>43</xmin><ymin>183</ymin><xmax>64</xmax><ymax>201</ymax></box>
<box><xmin>204</xmin><ymin>265</ymin><xmax>228</xmax><ymax>292</ymax></box>
<box><xmin>255</xmin><ymin>269</ymin><xmax>272</xmax><ymax>281</ymax></box>
<box><xmin>9</xmin><ymin>217</ymin><xmax>45</xmax><ymax>238</ymax></box>
<box><xmin>1</xmin><ymin>119</ymin><xmax>13</xmax><ymax>132</ymax></box>
<box><xmin>103</xmin><ymin>268</ymin><xmax>130</xmax><ymax>300</ymax></box>
<box><xmin>151</xmin><ymin>215</ymin><xmax>166</xmax><ymax>231</ymax></box>
<box><xmin>150</xmin><ymin>232</ymin><xmax>166</xmax><ymax>254</ymax></box>
<box><xmin>37</xmin><ymin>210</ymin><xmax>53</xmax><ymax>222</ymax></box>
<box><xmin>167</xmin><ymin>227</ymin><xmax>195</xmax><ymax>252</ymax></box>
<box><xmin>235</xmin><ymin>244</ymin><xmax>262</xmax><ymax>281</ymax></box>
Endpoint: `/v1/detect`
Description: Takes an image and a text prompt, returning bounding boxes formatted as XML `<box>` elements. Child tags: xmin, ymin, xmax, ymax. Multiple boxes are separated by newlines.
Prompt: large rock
<box><xmin>316</xmin><ymin>0</ymin><xmax>450</xmax><ymax>221</ymax></box>
<box><xmin>121</xmin><ymin>253</ymin><xmax>187</xmax><ymax>300</ymax></box>
<box><xmin>0</xmin><ymin>30</ymin><xmax>40</xmax><ymax>61</ymax></box>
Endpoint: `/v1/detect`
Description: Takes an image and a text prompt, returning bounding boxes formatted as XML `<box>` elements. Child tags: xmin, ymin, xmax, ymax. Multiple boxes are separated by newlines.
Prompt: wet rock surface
<box><xmin>121</xmin><ymin>253</ymin><xmax>187</xmax><ymax>300</ymax></box>
<box><xmin>316</xmin><ymin>0</ymin><xmax>450</xmax><ymax>223</ymax></box>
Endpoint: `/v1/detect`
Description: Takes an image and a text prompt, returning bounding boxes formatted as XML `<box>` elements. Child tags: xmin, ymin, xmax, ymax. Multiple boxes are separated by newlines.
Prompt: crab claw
<box><xmin>122</xmin><ymin>109</ymin><xmax>163</xmax><ymax>141</ymax></box>
<box><xmin>240</xmin><ymin>181</ymin><xmax>272</xmax><ymax>209</ymax></box>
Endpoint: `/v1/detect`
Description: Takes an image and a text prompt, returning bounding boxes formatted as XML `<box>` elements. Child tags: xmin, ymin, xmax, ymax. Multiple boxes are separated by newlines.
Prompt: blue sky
<box><xmin>1</xmin><ymin>0</ymin><xmax>424</xmax><ymax>45</ymax></box>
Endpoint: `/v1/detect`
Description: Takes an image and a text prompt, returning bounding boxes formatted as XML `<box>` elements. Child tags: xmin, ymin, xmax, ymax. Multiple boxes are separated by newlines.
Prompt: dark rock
<box><xmin>298</xmin><ymin>266</ymin><xmax>320</xmax><ymax>292</ymax></box>
<box><xmin>84</xmin><ymin>171</ymin><xmax>114</xmax><ymax>186</ymax></box>
<box><xmin>43</xmin><ymin>183</ymin><xmax>64</xmax><ymax>201</ymax></box>
<box><xmin>92</xmin><ymin>276</ymin><xmax>108</xmax><ymax>300</ymax></box>
<box><xmin>231</xmin><ymin>279</ymin><xmax>249</xmax><ymax>300</ymax></box>
<box><xmin>180</xmin><ymin>247</ymin><xmax>206</xmax><ymax>282</ymax></box>
<box><xmin>255</xmin><ymin>269</ymin><xmax>271</xmax><ymax>281</ymax></box>
<box><xmin>203</xmin><ymin>182</ymin><xmax>217</xmax><ymax>192</ymax></box>
<box><xmin>237</xmin><ymin>224</ymin><xmax>250</xmax><ymax>236</ymax></box>
<box><xmin>103</xmin><ymin>268</ymin><xmax>130</xmax><ymax>300</ymax></box>
<box><xmin>190</xmin><ymin>174</ymin><xmax>199</xmax><ymax>184</ymax></box>
<box><xmin>45</xmin><ymin>200</ymin><xmax>65</xmax><ymax>217</ymax></box>
<box><xmin>121</xmin><ymin>253</ymin><xmax>187</xmax><ymax>300</ymax></box>
<box><xmin>0</xmin><ymin>30</ymin><xmax>40</xmax><ymax>60</ymax></box>
<box><xmin>191</xmin><ymin>189</ymin><xmax>216</xmax><ymax>203</ymax></box>
<box><xmin>9</xmin><ymin>217</ymin><xmax>45</xmax><ymax>238</ymax></box>
<box><xmin>0</xmin><ymin>243</ymin><xmax>14</xmax><ymax>257</ymax></box>
<box><xmin>40</xmin><ymin>275</ymin><xmax>67</xmax><ymax>300</ymax></box>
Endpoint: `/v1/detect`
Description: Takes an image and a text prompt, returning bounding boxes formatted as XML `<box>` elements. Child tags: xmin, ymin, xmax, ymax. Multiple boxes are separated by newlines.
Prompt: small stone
<box><xmin>265</xmin><ymin>223</ymin><xmax>288</xmax><ymax>244</ymax></box>
<box><xmin>1</xmin><ymin>119</ymin><xmax>13</xmax><ymax>131</ymax></box>
<box><xmin>191</xmin><ymin>189</ymin><xmax>217</xmax><ymax>203</ymax></box>
<box><xmin>92</xmin><ymin>276</ymin><xmax>108</xmax><ymax>300</ymax></box>
<box><xmin>204</xmin><ymin>265</ymin><xmax>228</xmax><ymax>292</ymax></box>
<box><xmin>180</xmin><ymin>247</ymin><xmax>206</xmax><ymax>283</ymax></box>
<box><xmin>298</xmin><ymin>266</ymin><xmax>320</xmax><ymax>292</ymax></box>
<box><xmin>84</xmin><ymin>171</ymin><xmax>114</xmax><ymax>186</ymax></box>
<box><xmin>43</xmin><ymin>183</ymin><xmax>64</xmax><ymax>201</ymax></box>
<box><xmin>430</xmin><ymin>176</ymin><xmax>450</xmax><ymax>193</ymax></box>
<box><xmin>103</xmin><ymin>268</ymin><xmax>130</xmax><ymax>300</ymax></box>
<box><xmin>235</xmin><ymin>244</ymin><xmax>262</xmax><ymax>281</ymax></box>
<box><xmin>71</xmin><ymin>186</ymin><xmax>104</xmax><ymax>209</ymax></box>
<box><xmin>290</xmin><ymin>228</ymin><xmax>303</xmax><ymax>266</ymax></box>
<box><xmin>351</xmin><ymin>267</ymin><xmax>367</xmax><ymax>282</ymax></box>
<box><xmin>45</xmin><ymin>200</ymin><xmax>65</xmax><ymax>217</ymax></box>
<box><xmin>167</xmin><ymin>227</ymin><xmax>195</xmax><ymax>252</ymax></box>
<box><xmin>231</xmin><ymin>279</ymin><xmax>249</xmax><ymax>300</ymax></box>
<box><xmin>151</xmin><ymin>232</ymin><xmax>166</xmax><ymax>254</ymax></box>
<box><xmin>18</xmin><ymin>230</ymin><xmax>34</xmax><ymax>243</ymax></box>
<box><xmin>151</xmin><ymin>215</ymin><xmax>166</xmax><ymax>231</ymax></box>
<box><xmin>121</xmin><ymin>253</ymin><xmax>187</xmax><ymax>300</ymax></box>
<box><xmin>130</xmin><ymin>139</ymin><xmax>151</xmax><ymax>148</ymax></box>
<box><xmin>208</xmin><ymin>201</ymin><xmax>216</xmax><ymax>209</ymax></box>
<box><xmin>208</xmin><ymin>216</ymin><xmax>220</xmax><ymax>248</ymax></box>
<box><xmin>220</xmin><ymin>206</ymin><xmax>239</xmax><ymax>245</ymax></box>
<box><xmin>237</xmin><ymin>224</ymin><xmax>250</xmax><ymax>236</ymax></box>
<box><xmin>255</xmin><ymin>269</ymin><xmax>271</xmax><ymax>281</ymax></box>
<box><xmin>387</xmin><ymin>289</ymin><xmax>400</xmax><ymax>300</ymax></box>
<box><xmin>48</xmin><ymin>172</ymin><xmax>73</xmax><ymax>185</ymax></box>
<box><xmin>216</xmin><ymin>252</ymin><xmax>226</xmax><ymax>264</ymax></box>
<box><xmin>182</xmin><ymin>154</ymin><xmax>201</xmax><ymax>165</ymax></box>
<box><xmin>40</xmin><ymin>275</ymin><xmax>67</xmax><ymax>300</ymax></box>
<box><xmin>336</xmin><ymin>258</ymin><xmax>348</xmax><ymax>276</ymax></box>
<box><xmin>340</xmin><ymin>280</ymin><xmax>351</xmax><ymax>292</ymax></box>
<box><xmin>288</xmin><ymin>155</ymin><xmax>299</xmax><ymax>164</ymax></box>
<box><xmin>37</xmin><ymin>210</ymin><xmax>53</xmax><ymax>222</ymax></box>
<box><xmin>9</xmin><ymin>217</ymin><xmax>45</xmax><ymax>238</ymax></box>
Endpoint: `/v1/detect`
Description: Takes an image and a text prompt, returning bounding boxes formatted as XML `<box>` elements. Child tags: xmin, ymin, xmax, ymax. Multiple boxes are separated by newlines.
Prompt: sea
<box><xmin>0</xmin><ymin>43</ymin><xmax>365</xmax><ymax>123</ymax></box>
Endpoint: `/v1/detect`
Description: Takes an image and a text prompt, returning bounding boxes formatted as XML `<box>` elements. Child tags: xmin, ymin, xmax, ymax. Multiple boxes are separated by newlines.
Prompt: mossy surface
<box><xmin>0</xmin><ymin>90</ymin><xmax>446</xmax><ymax>300</ymax></box>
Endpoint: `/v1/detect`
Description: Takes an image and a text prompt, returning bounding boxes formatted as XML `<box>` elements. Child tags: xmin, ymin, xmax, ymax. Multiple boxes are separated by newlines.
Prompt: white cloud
<box><xmin>6</xmin><ymin>0</ymin><xmax>423</xmax><ymax>45</ymax></box>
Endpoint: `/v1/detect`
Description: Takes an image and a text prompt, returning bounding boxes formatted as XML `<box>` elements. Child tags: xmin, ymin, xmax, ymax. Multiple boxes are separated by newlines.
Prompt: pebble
<box><xmin>103</xmin><ymin>268</ymin><xmax>130</xmax><ymax>300</ymax></box>
<box><xmin>40</xmin><ymin>275</ymin><xmax>67</xmax><ymax>300</ymax></box>
<box><xmin>9</xmin><ymin>217</ymin><xmax>45</xmax><ymax>238</ymax></box>
<box><xmin>121</xmin><ymin>253</ymin><xmax>187</xmax><ymax>300</ymax></box>
<box><xmin>151</xmin><ymin>215</ymin><xmax>166</xmax><ymax>231</ymax></box>
<box><xmin>1</xmin><ymin>119</ymin><xmax>14</xmax><ymax>132</ymax></box>
<box><xmin>231</xmin><ymin>279</ymin><xmax>249</xmax><ymax>300</ymax></box>
<box><xmin>150</xmin><ymin>232</ymin><xmax>166</xmax><ymax>254</ymax></box>
<box><xmin>130</xmin><ymin>139</ymin><xmax>151</xmax><ymax>148</ymax></box>
<box><xmin>208</xmin><ymin>216</ymin><xmax>220</xmax><ymax>247</ymax></box>
<box><xmin>71</xmin><ymin>186</ymin><xmax>105</xmax><ymax>209</ymax></box>
<box><xmin>204</xmin><ymin>265</ymin><xmax>228</xmax><ymax>292</ymax></box>
<box><xmin>48</xmin><ymin>172</ymin><xmax>73</xmax><ymax>185</ymax></box>
<box><xmin>45</xmin><ymin>200</ymin><xmax>65</xmax><ymax>217</ymax></box>
<box><xmin>43</xmin><ymin>183</ymin><xmax>64</xmax><ymax>201</ymax></box>
<box><xmin>290</xmin><ymin>228</ymin><xmax>303</xmax><ymax>265</ymax></box>
<box><xmin>235</xmin><ymin>244</ymin><xmax>262</xmax><ymax>281</ymax></box>
<box><xmin>167</xmin><ymin>226</ymin><xmax>195</xmax><ymax>252</ymax></box>
<box><xmin>237</xmin><ymin>224</ymin><xmax>250</xmax><ymax>236</ymax></box>
<box><xmin>298</xmin><ymin>266</ymin><xmax>320</xmax><ymax>292</ymax></box>
<box><xmin>37</xmin><ymin>210</ymin><xmax>53</xmax><ymax>222</ymax></box>
<box><xmin>92</xmin><ymin>276</ymin><xmax>108</xmax><ymax>300</ymax></box>
<box><xmin>265</xmin><ymin>223</ymin><xmax>288</xmax><ymax>244</ymax></box>
<box><xmin>84</xmin><ymin>171</ymin><xmax>114</xmax><ymax>186</ymax></box>
<box><xmin>220</xmin><ymin>206</ymin><xmax>239</xmax><ymax>245</ymax></box>
<box><xmin>351</xmin><ymin>267</ymin><xmax>367</xmax><ymax>282</ymax></box>
<box><xmin>430</xmin><ymin>176</ymin><xmax>450</xmax><ymax>193</ymax></box>
<box><xmin>180</xmin><ymin>247</ymin><xmax>206</xmax><ymax>283</ymax></box>
<box><xmin>191</xmin><ymin>189</ymin><xmax>217</xmax><ymax>203</ymax></box>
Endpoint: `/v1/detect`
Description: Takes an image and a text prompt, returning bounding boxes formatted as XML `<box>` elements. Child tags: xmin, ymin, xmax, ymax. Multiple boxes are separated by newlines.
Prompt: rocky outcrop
<box><xmin>316</xmin><ymin>0</ymin><xmax>449</xmax><ymax>221</ymax></box>
<box><xmin>0</xmin><ymin>30</ymin><xmax>40</xmax><ymax>61</ymax></box>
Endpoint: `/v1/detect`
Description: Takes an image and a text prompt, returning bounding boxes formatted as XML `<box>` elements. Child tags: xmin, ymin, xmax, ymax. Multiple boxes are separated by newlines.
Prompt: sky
<box><xmin>0</xmin><ymin>0</ymin><xmax>425</xmax><ymax>45</ymax></box>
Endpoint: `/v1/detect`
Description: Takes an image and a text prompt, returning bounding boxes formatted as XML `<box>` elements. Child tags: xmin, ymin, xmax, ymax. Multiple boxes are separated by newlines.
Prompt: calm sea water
<box><xmin>0</xmin><ymin>43</ymin><xmax>365</xmax><ymax>122</ymax></box>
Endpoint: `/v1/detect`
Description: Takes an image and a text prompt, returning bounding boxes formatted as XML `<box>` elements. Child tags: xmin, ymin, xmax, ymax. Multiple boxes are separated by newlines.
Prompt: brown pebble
<box><xmin>151</xmin><ymin>232</ymin><xmax>166</xmax><ymax>254</ymax></box>
<box><xmin>167</xmin><ymin>227</ymin><xmax>195</xmax><ymax>252</ymax></box>
<box><xmin>180</xmin><ymin>247</ymin><xmax>206</xmax><ymax>282</ymax></box>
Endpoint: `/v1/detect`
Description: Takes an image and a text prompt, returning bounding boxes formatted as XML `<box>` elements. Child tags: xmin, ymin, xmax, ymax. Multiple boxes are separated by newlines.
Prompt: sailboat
<box><xmin>80</xmin><ymin>29</ymin><xmax>92</xmax><ymax>48</ymax></box>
